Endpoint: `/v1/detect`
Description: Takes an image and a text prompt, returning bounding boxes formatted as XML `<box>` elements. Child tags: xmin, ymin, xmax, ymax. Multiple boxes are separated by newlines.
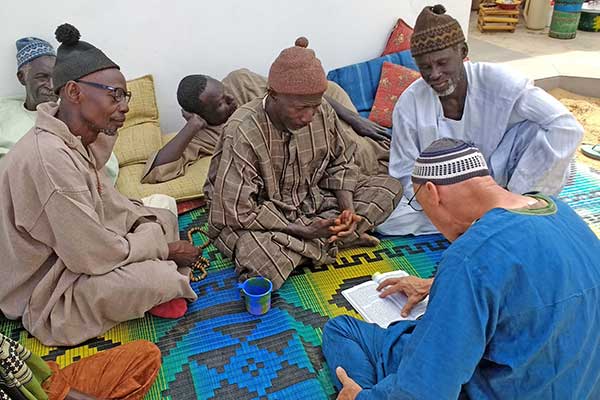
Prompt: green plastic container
<box><xmin>549</xmin><ymin>9</ymin><xmax>583</xmax><ymax>39</ymax></box>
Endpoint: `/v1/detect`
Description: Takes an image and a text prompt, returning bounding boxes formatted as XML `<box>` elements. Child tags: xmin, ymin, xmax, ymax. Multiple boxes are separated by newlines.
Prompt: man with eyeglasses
<box><xmin>0</xmin><ymin>24</ymin><xmax>199</xmax><ymax>346</ymax></box>
<box><xmin>323</xmin><ymin>138</ymin><xmax>600</xmax><ymax>400</ymax></box>
<box><xmin>0</xmin><ymin>36</ymin><xmax>120</xmax><ymax>185</ymax></box>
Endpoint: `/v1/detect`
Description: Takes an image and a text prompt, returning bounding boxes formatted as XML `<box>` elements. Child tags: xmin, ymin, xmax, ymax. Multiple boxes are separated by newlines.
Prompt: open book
<box><xmin>342</xmin><ymin>270</ymin><xmax>428</xmax><ymax>328</ymax></box>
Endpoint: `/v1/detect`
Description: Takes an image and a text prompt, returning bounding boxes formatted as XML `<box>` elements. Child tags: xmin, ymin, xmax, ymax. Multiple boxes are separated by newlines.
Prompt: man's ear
<box><xmin>17</xmin><ymin>70</ymin><xmax>26</xmax><ymax>86</ymax></box>
<box><xmin>424</xmin><ymin>181</ymin><xmax>441</xmax><ymax>206</ymax></box>
<box><xmin>62</xmin><ymin>81</ymin><xmax>82</xmax><ymax>104</ymax></box>
<box><xmin>267</xmin><ymin>88</ymin><xmax>278</xmax><ymax>101</ymax></box>
<box><xmin>461</xmin><ymin>42</ymin><xmax>469</xmax><ymax>60</ymax></box>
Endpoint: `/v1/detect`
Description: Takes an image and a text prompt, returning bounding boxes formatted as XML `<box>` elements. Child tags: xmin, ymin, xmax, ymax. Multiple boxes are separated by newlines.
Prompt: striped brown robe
<box><xmin>206</xmin><ymin>97</ymin><xmax>402</xmax><ymax>290</ymax></box>
<box><xmin>142</xmin><ymin>69</ymin><xmax>390</xmax><ymax>183</ymax></box>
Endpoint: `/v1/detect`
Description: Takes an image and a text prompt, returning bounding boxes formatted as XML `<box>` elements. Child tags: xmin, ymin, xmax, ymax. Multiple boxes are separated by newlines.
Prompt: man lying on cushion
<box><xmin>0</xmin><ymin>36</ymin><xmax>119</xmax><ymax>185</ymax></box>
<box><xmin>142</xmin><ymin>40</ymin><xmax>390</xmax><ymax>184</ymax></box>
<box><xmin>204</xmin><ymin>38</ymin><xmax>403</xmax><ymax>290</ymax></box>
<box><xmin>0</xmin><ymin>24</ymin><xmax>199</xmax><ymax>346</ymax></box>
<box><xmin>323</xmin><ymin>139</ymin><xmax>600</xmax><ymax>400</ymax></box>
<box><xmin>377</xmin><ymin>4</ymin><xmax>584</xmax><ymax>236</ymax></box>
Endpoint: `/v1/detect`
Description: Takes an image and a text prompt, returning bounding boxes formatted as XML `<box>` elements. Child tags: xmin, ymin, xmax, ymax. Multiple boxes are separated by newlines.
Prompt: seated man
<box><xmin>0</xmin><ymin>24</ymin><xmax>198</xmax><ymax>346</ymax></box>
<box><xmin>0</xmin><ymin>334</ymin><xmax>160</xmax><ymax>400</ymax></box>
<box><xmin>205</xmin><ymin>40</ymin><xmax>403</xmax><ymax>290</ymax></box>
<box><xmin>0</xmin><ymin>36</ymin><xmax>119</xmax><ymax>184</ymax></box>
<box><xmin>323</xmin><ymin>139</ymin><xmax>600</xmax><ymax>400</ymax></box>
<box><xmin>378</xmin><ymin>4</ymin><xmax>584</xmax><ymax>236</ymax></box>
<box><xmin>142</xmin><ymin>40</ymin><xmax>390</xmax><ymax>184</ymax></box>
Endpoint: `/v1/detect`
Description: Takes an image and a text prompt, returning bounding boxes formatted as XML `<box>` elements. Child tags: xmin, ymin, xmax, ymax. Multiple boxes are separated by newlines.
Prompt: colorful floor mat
<box><xmin>1</xmin><ymin>162</ymin><xmax>599</xmax><ymax>399</ymax></box>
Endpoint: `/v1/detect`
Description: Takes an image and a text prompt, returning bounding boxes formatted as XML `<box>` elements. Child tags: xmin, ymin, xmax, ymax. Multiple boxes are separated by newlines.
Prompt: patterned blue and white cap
<box><xmin>412</xmin><ymin>138</ymin><xmax>490</xmax><ymax>185</ymax></box>
<box><xmin>16</xmin><ymin>37</ymin><xmax>56</xmax><ymax>70</ymax></box>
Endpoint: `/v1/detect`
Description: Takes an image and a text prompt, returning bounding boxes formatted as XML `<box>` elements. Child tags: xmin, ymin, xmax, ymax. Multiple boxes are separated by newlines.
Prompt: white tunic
<box><xmin>379</xmin><ymin>62</ymin><xmax>583</xmax><ymax>235</ymax></box>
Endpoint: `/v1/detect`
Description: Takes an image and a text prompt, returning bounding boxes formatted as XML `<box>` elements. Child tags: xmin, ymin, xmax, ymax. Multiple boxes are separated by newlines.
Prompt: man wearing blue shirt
<box><xmin>323</xmin><ymin>138</ymin><xmax>600</xmax><ymax>399</ymax></box>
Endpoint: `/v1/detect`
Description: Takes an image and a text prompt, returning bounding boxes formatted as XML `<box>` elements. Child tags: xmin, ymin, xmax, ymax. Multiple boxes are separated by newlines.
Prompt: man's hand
<box><xmin>377</xmin><ymin>276</ymin><xmax>433</xmax><ymax>317</ymax></box>
<box><xmin>181</xmin><ymin>109</ymin><xmax>207</xmax><ymax>131</ymax></box>
<box><xmin>350</xmin><ymin>117</ymin><xmax>390</xmax><ymax>142</ymax></box>
<box><xmin>329</xmin><ymin>210</ymin><xmax>361</xmax><ymax>243</ymax></box>
<box><xmin>300</xmin><ymin>218</ymin><xmax>339</xmax><ymax>240</ymax></box>
<box><xmin>167</xmin><ymin>240</ymin><xmax>200</xmax><ymax>268</ymax></box>
<box><xmin>336</xmin><ymin>367</ymin><xmax>362</xmax><ymax>400</ymax></box>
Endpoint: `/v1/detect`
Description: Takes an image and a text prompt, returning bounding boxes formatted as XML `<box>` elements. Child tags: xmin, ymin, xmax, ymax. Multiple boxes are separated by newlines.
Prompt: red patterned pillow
<box><xmin>369</xmin><ymin>62</ymin><xmax>421</xmax><ymax>128</ymax></box>
<box><xmin>381</xmin><ymin>19</ymin><xmax>414</xmax><ymax>56</ymax></box>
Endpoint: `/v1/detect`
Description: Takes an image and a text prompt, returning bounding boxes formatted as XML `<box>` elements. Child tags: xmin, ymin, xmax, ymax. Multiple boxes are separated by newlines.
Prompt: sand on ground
<box><xmin>548</xmin><ymin>88</ymin><xmax>600</xmax><ymax>171</ymax></box>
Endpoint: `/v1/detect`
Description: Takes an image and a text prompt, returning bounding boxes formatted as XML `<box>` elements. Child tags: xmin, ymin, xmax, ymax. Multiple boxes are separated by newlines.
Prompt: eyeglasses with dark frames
<box><xmin>406</xmin><ymin>184</ymin><xmax>424</xmax><ymax>212</ymax></box>
<box><xmin>75</xmin><ymin>80</ymin><xmax>132</xmax><ymax>104</ymax></box>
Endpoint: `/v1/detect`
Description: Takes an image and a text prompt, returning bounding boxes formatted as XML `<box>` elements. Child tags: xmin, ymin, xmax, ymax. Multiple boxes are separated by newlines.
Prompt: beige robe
<box><xmin>0</xmin><ymin>103</ymin><xmax>197</xmax><ymax>346</ymax></box>
<box><xmin>142</xmin><ymin>68</ymin><xmax>389</xmax><ymax>183</ymax></box>
<box><xmin>206</xmin><ymin>98</ymin><xmax>402</xmax><ymax>290</ymax></box>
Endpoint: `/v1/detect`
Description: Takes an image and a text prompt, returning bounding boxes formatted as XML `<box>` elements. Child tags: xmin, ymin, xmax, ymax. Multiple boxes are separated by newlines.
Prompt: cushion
<box><xmin>113</xmin><ymin>75</ymin><xmax>162</xmax><ymax>167</ymax></box>
<box><xmin>369</xmin><ymin>62</ymin><xmax>421</xmax><ymax>128</ymax></box>
<box><xmin>381</xmin><ymin>19</ymin><xmax>414</xmax><ymax>56</ymax></box>
<box><xmin>326</xmin><ymin>50</ymin><xmax>418</xmax><ymax>114</ymax></box>
<box><xmin>123</xmin><ymin>74</ymin><xmax>160</xmax><ymax>129</ymax></box>
<box><xmin>113</xmin><ymin>122</ymin><xmax>162</xmax><ymax>167</ymax></box>
<box><xmin>116</xmin><ymin>155</ymin><xmax>212</xmax><ymax>201</ymax></box>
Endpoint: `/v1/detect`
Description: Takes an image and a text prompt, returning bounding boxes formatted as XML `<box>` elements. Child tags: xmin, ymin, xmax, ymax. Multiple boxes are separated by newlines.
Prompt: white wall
<box><xmin>0</xmin><ymin>0</ymin><xmax>469</xmax><ymax>133</ymax></box>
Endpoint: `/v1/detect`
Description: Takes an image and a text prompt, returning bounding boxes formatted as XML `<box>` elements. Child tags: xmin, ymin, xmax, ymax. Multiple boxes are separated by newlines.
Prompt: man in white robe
<box><xmin>378</xmin><ymin>5</ymin><xmax>583</xmax><ymax>236</ymax></box>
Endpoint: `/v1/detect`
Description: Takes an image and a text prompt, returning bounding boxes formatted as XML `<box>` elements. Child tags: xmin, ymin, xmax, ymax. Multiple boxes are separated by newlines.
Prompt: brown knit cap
<box><xmin>410</xmin><ymin>5</ymin><xmax>465</xmax><ymax>57</ymax></box>
<box><xmin>268</xmin><ymin>37</ymin><xmax>328</xmax><ymax>95</ymax></box>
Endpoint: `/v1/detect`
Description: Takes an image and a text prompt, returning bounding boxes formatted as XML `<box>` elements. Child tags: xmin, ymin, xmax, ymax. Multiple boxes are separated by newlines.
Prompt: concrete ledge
<box><xmin>535</xmin><ymin>75</ymin><xmax>600</xmax><ymax>98</ymax></box>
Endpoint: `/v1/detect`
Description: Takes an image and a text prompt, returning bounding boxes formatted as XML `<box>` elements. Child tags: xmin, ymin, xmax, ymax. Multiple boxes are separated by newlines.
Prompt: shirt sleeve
<box><xmin>141</xmin><ymin>127</ymin><xmax>220</xmax><ymax>184</ymax></box>
<box><xmin>358</xmin><ymin>255</ymin><xmax>500</xmax><ymax>399</ymax></box>
<box><xmin>380</xmin><ymin>93</ymin><xmax>437</xmax><ymax>235</ymax></box>
<box><xmin>208</xmin><ymin>133</ymin><xmax>291</xmax><ymax>232</ymax></box>
<box><xmin>29</xmin><ymin>189</ymin><xmax>169</xmax><ymax>276</ymax></box>
<box><xmin>319</xmin><ymin>108</ymin><xmax>359</xmax><ymax>192</ymax></box>
<box><xmin>507</xmin><ymin>85</ymin><xmax>583</xmax><ymax>195</ymax></box>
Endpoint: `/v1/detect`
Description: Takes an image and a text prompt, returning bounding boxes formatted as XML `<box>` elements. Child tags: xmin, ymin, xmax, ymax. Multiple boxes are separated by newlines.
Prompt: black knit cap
<box><xmin>52</xmin><ymin>23</ymin><xmax>120</xmax><ymax>93</ymax></box>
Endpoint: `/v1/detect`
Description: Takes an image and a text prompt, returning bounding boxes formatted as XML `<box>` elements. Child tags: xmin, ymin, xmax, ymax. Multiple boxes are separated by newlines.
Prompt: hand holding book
<box><xmin>341</xmin><ymin>270</ymin><xmax>431</xmax><ymax>328</ymax></box>
<box><xmin>375</xmin><ymin>274</ymin><xmax>433</xmax><ymax>317</ymax></box>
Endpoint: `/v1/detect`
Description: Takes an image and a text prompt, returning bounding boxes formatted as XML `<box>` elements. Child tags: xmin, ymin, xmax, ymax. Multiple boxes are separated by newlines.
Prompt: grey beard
<box><xmin>435</xmin><ymin>79</ymin><xmax>457</xmax><ymax>97</ymax></box>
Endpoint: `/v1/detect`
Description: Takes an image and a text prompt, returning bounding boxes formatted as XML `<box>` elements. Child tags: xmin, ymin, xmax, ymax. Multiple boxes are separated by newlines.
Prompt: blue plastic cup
<box><xmin>238</xmin><ymin>277</ymin><xmax>272</xmax><ymax>315</ymax></box>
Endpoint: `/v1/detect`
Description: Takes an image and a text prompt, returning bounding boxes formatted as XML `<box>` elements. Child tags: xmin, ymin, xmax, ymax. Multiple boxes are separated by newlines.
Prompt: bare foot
<box><xmin>339</xmin><ymin>233</ymin><xmax>380</xmax><ymax>249</ymax></box>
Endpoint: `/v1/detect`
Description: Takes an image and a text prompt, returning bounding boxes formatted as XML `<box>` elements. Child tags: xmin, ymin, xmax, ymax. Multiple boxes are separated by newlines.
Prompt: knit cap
<box><xmin>268</xmin><ymin>37</ymin><xmax>328</xmax><ymax>95</ymax></box>
<box><xmin>16</xmin><ymin>37</ymin><xmax>55</xmax><ymax>70</ymax></box>
<box><xmin>52</xmin><ymin>23</ymin><xmax>120</xmax><ymax>93</ymax></box>
<box><xmin>410</xmin><ymin>5</ymin><xmax>466</xmax><ymax>57</ymax></box>
<box><xmin>412</xmin><ymin>138</ymin><xmax>490</xmax><ymax>185</ymax></box>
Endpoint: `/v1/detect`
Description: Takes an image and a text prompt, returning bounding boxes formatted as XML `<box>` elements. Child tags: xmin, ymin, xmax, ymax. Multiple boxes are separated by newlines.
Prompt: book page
<box><xmin>342</xmin><ymin>271</ymin><xmax>428</xmax><ymax>328</ymax></box>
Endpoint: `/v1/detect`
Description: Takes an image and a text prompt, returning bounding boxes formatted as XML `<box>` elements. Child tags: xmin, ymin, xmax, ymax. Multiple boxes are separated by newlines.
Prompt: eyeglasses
<box><xmin>406</xmin><ymin>184</ymin><xmax>424</xmax><ymax>212</ymax></box>
<box><xmin>76</xmin><ymin>80</ymin><xmax>132</xmax><ymax>104</ymax></box>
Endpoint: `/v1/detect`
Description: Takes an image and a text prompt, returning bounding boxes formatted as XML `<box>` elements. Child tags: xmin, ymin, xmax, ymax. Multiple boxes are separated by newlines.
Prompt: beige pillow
<box><xmin>113</xmin><ymin>75</ymin><xmax>162</xmax><ymax>167</ymax></box>
<box><xmin>123</xmin><ymin>74</ymin><xmax>160</xmax><ymax>128</ymax></box>
<box><xmin>116</xmin><ymin>156</ymin><xmax>212</xmax><ymax>201</ymax></box>
<box><xmin>114</xmin><ymin>122</ymin><xmax>162</xmax><ymax>167</ymax></box>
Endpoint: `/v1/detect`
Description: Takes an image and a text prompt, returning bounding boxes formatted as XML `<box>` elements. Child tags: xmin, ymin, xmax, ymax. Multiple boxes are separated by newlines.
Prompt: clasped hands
<box><xmin>294</xmin><ymin>209</ymin><xmax>361</xmax><ymax>243</ymax></box>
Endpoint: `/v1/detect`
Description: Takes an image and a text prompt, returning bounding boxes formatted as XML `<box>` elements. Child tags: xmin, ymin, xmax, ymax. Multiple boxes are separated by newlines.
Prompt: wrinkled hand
<box><xmin>377</xmin><ymin>276</ymin><xmax>433</xmax><ymax>317</ymax></box>
<box><xmin>301</xmin><ymin>218</ymin><xmax>339</xmax><ymax>240</ymax></box>
<box><xmin>167</xmin><ymin>240</ymin><xmax>200</xmax><ymax>268</ymax></box>
<box><xmin>328</xmin><ymin>210</ymin><xmax>361</xmax><ymax>243</ymax></box>
<box><xmin>336</xmin><ymin>367</ymin><xmax>362</xmax><ymax>400</ymax></box>
<box><xmin>351</xmin><ymin>117</ymin><xmax>390</xmax><ymax>142</ymax></box>
<box><xmin>181</xmin><ymin>109</ymin><xmax>207</xmax><ymax>130</ymax></box>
